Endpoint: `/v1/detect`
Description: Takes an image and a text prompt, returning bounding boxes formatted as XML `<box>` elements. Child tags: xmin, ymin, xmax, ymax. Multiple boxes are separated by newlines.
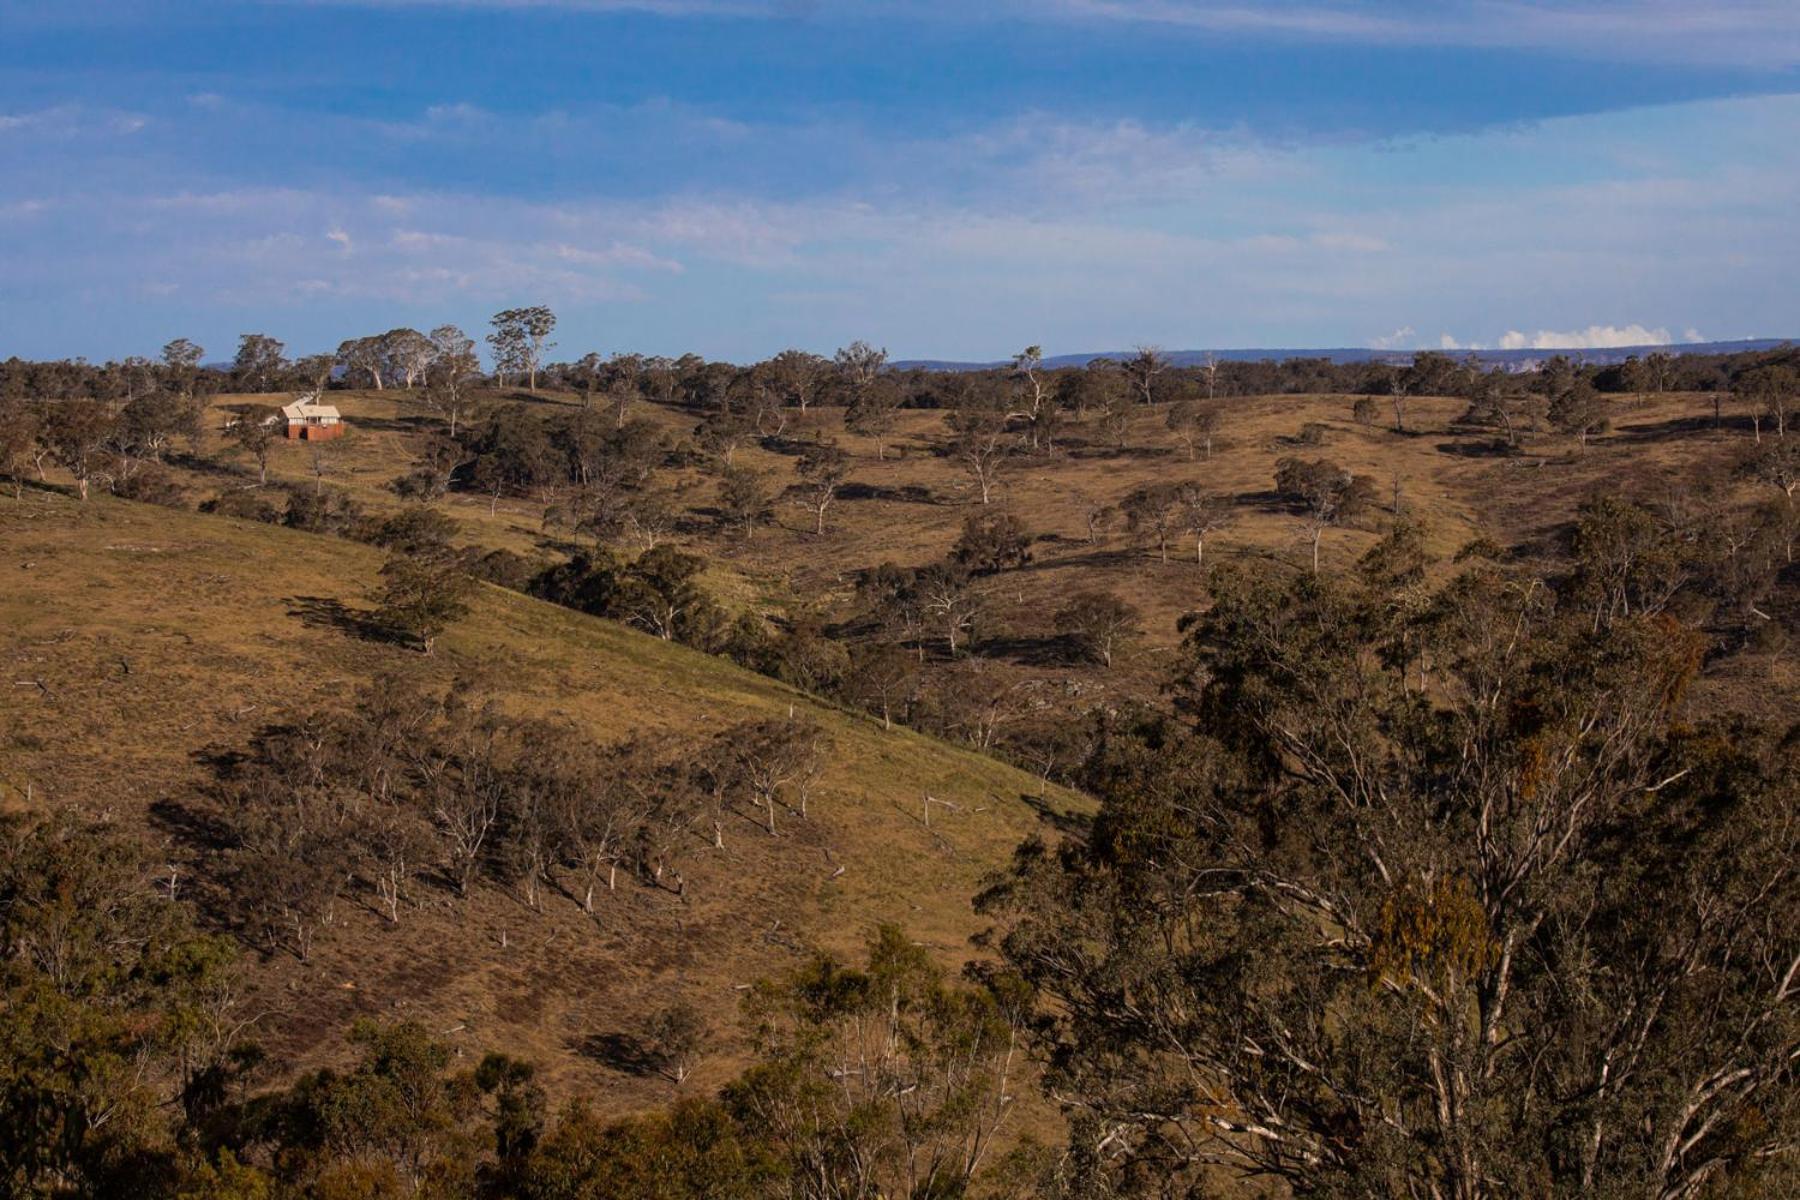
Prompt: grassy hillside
<box><xmin>0</xmin><ymin>489</ymin><xmax>1086</xmax><ymax>1110</ymax></box>
<box><xmin>190</xmin><ymin>386</ymin><xmax>1793</xmax><ymax>712</ymax></box>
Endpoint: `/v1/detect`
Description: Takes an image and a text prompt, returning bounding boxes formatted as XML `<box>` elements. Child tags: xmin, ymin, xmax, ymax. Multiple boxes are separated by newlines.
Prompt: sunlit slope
<box><xmin>0</xmin><ymin>491</ymin><xmax>1085</xmax><ymax>1109</ymax></box>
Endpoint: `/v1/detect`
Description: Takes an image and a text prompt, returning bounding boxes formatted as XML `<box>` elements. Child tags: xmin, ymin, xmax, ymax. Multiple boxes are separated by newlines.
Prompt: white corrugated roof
<box><xmin>281</xmin><ymin>399</ymin><xmax>341</xmax><ymax>421</ymax></box>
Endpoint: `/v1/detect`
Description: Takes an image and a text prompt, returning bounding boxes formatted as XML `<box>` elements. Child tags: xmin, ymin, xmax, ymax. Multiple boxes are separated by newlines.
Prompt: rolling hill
<box><xmin>0</xmin><ymin>489</ymin><xmax>1086</xmax><ymax>1110</ymax></box>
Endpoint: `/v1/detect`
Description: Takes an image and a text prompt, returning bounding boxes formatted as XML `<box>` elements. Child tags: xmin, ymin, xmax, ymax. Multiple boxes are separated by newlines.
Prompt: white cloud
<box><xmin>423</xmin><ymin>102</ymin><xmax>490</xmax><ymax>123</ymax></box>
<box><xmin>0</xmin><ymin>105</ymin><xmax>152</xmax><ymax>138</ymax></box>
<box><xmin>936</xmin><ymin>114</ymin><xmax>1292</xmax><ymax>205</ymax></box>
<box><xmin>1496</xmin><ymin>324</ymin><xmax>1674</xmax><ymax>350</ymax></box>
<box><xmin>1369</xmin><ymin>326</ymin><xmax>1414</xmax><ymax>349</ymax></box>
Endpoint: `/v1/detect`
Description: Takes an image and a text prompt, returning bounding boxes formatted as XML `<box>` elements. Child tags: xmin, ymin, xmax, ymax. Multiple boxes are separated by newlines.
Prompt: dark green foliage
<box><xmin>612</xmin><ymin>545</ymin><xmax>724</xmax><ymax>646</ymax></box>
<box><xmin>761</xmin><ymin>614</ymin><xmax>850</xmax><ymax>695</ymax></box>
<box><xmin>118</xmin><ymin>389</ymin><xmax>203</xmax><ymax>461</ymax></box>
<box><xmin>724</xmin><ymin>925</ymin><xmax>1027</xmax><ymax>1199</ymax></box>
<box><xmin>252</xmin><ymin>1019</ymin><xmax>486</xmax><ymax>1195</ymax></box>
<box><xmin>463</xmin><ymin>403</ymin><xmax>560</xmax><ymax>507</ymax></box>
<box><xmin>0</xmin><ymin>395</ymin><xmax>42</xmax><ymax>497</ymax></box>
<box><xmin>43</xmin><ymin>397</ymin><xmax>114</xmax><ymax>499</ymax></box>
<box><xmin>369</xmin><ymin>505</ymin><xmax>460</xmax><ymax>556</ymax></box>
<box><xmin>465</xmin><ymin>547</ymin><xmax>537</xmax><ymax>592</ymax></box>
<box><xmin>1118</xmin><ymin>481</ymin><xmax>1185</xmax><ymax>562</ymax></box>
<box><xmin>1548</xmin><ymin>378</ymin><xmax>1612</xmax><ymax>447</ymax></box>
<box><xmin>718</xmin><ymin>465</ymin><xmax>775</xmax><ymax>539</ymax></box>
<box><xmin>393</xmin><ymin>434</ymin><xmax>464</xmax><ymax>501</ymax></box>
<box><xmin>981</xmin><ymin>557</ymin><xmax>1800</xmax><ymax>1199</ymax></box>
<box><xmin>283</xmin><ymin>484</ymin><xmax>365</xmax><ymax>535</ymax></box>
<box><xmin>371</xmin><ymin>548</ymin><xmax>477</xmax><ymax>653</ymax></box>
<box><xmin>110</xmin><ymin>461</ymin><xmax>187</xmax><ymax>507</ymax></box>
<box><xmin>0</xmin><ymin>909</ymin><xmax>1032</xmax><ymax>1197</ymax></box>
<box><xmin>517</xmin><ymin>1099</ymin><xmax>772</xmax><ymax>1200</ymax></box>
<box><xmin>1273</xmin><ymin>455</ymin><xmax>1381</xmax><ymax>570</ymax></box>
<box><xmin>202</xmin><ymin>487</ymin><xmax>283</xmax><ymax>524</ymax></box>
<box><xmin>952</xmin><ymin>509</ymin><xmax>1032</xmax><ymax>575</ymax></box>
<box><xmin>530</xmin><ymin>551</ymin><xmax>623</xmax><ymax>617</ymax></box>
<box><xmin>0</xmin><ymin>815</ymin><xmax>246</xmax><ymax>1197</ymax></box>
<box><xmin>1052</xmin><ymin>590</ymin><xmax>1139</xmax><ymax>667</ymax></box>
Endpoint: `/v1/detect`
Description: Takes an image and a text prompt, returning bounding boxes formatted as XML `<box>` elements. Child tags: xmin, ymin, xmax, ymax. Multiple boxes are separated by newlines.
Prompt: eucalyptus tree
<box><xmin>982</xmin><ymin>551</ymin><xmax>1800</xmax><ymax>1200</ymax></box>
<box><xmin>488</xmin><ymin>305</ymin><xmax>557</xmax><ymax>391</ymax></box>
<box><xmin>1120</xmin><ymin>344</ymin><xmax>1167</xmax><ymax>405</ymax></box>
<box><xmin>232</xmin><ymin>333</ymin><xmax>286</xmax><ymax>392</ymax></box>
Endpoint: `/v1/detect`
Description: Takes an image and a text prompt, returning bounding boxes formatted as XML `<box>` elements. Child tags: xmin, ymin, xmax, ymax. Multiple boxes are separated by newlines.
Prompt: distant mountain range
<box><xmin>896</xmin><ymin>338</ymin><xmax>1793</xmax><ymax>372</ymax></box>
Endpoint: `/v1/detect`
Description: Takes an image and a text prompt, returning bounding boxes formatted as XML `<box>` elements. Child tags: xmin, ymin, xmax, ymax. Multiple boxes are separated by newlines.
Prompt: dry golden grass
<box><xmin>185</xmin><ymin>384</ymin><xmax>1788</xmax><ymax>708</ymax></box>
<box><xmin>0</xmin><ymin>489</ymin><xmax>1085</xmax><ymax>1111</ymax></box>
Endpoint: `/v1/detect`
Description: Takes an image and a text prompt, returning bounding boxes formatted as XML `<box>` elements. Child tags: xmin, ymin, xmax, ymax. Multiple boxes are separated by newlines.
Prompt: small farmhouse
<box><xmin>281</xmin><ymin>393</ymin><xmax>344</xmax><ymax>440</ymax></box>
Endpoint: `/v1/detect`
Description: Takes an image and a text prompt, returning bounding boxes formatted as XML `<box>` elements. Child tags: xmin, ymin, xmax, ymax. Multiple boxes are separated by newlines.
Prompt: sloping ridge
<box><xmin>0</xmin><ymin>493</ymin><xmax>1085</xmax><ymax>1109</ymax></box>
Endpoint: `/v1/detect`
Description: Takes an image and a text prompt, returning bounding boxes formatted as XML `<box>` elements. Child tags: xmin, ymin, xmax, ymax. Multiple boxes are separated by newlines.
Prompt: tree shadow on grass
<box><xmin>148</xmin><ymin>794</ymin><xmax>237</xmax><ymax>856</ymax></box>
<box><xmin>336</xmin><ymin>414</ymin><xmax>443</xmax><ymax>434</ymax></box>
<box><xmin>1433</xmin><ymin>437</ymin><xmax>1521</xmax><ymax>460</ymax></box>
<box><xmin>974</xmin><ymin>633</ymin><xmax>1080</xmax><ymax>669</ymax></box>
<box><xmin>1021</xmin><ymin>792</ymin><xmax>1089</xmax><ymax>837</ymax></box>
<box><xmin>840</xmin><ymin>481</ymin><xmax>941</xmax><ymax>505</ymax></box>
<box><xmin>1611</xmin><ymin>415</ymin><xmax>1738</xmax><ymax>444</ymax></box>
<box><xmin>574</xmin><ymin>1031</ymin><xmax>663</xmax><ymax>1077</ymax></box>
<box><xmin>286</xmin><ymin>595</ymin><xmax>391</xmax><ymax>644</ymax></box>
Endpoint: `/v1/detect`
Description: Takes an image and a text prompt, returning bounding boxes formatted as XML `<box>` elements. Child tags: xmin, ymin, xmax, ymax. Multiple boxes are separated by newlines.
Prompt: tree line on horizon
<box><xmin>3</xmin><ymin>301</ymin><xmax>1795</xmax><ymax>409</ymax></box>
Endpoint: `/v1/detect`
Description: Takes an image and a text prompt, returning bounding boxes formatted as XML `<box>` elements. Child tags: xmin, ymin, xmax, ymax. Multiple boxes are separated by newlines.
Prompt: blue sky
<box><xmin>2</xmin><ymin>0</ymin><xmax>1797</xmax><ymax>363</ymax></box>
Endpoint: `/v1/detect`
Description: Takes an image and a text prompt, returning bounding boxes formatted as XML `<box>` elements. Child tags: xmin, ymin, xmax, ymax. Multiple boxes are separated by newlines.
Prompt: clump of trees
<box><xmin>210</xmin><ymin>675</ymin><xmax>830</xmax><ymax>953</ymax></box>
<box><xmin>487</xmin><ymin>306</ymin><xmax>558</xmax><ymax>392</ymax></box>
<box><xmin>7</xmin><ymin>922</ymin><xmax>1029</xmax><ymax>1199</ymax></box>
<box><xmin>1274</xmin><ymin>455</ymin><xmax>1380</xmax><ymax>571</ymax></box>
<box><xmin>952</xmin><ymin>508</ymin><xmax>1032</xmax><ymax>574</ymax></box>
<box><xmin>372</xmin><ymin>545</ymin><xmax>478</xmax><ymax>654</ymax></box>
<box><xmin>533</xmin><ymin>544</ymin><xmax>726</xmax><ymax>649</ymax></box>
<box><xmin>979</xmin><ymin>539</ymin><xmax>1800</xmax><ymax>1199</ymax></box>
<box><xmin>1053</xmin><ymin>590</ymin><xmax>1139</xmax><ymax>666</ymax></box>
<box><xmin>0</xmin><ymin>813</ymin><xmax>248</xmax><ymax>1197</ymax></box>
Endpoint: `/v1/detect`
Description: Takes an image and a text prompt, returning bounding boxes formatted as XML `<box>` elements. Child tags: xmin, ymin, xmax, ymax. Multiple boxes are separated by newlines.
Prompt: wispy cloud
<box><xmin>1047</xmin><ymin>1</ymin><xmax>1800</xmax><ymax>66</ymax></box>
<box><xmin>1</xmin><ymin>89</ymin><xmax>1794</xmax><ymax>358</ymax></box>
<box><xmin>0</xmin><ymin>105</ymin><xmax>152</xmax><ymax>138</ymax></box>
<box><xmin>278</xmin><ymin>0</ymin><xmax>1800</xmax><ymax>66</ymax></box>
